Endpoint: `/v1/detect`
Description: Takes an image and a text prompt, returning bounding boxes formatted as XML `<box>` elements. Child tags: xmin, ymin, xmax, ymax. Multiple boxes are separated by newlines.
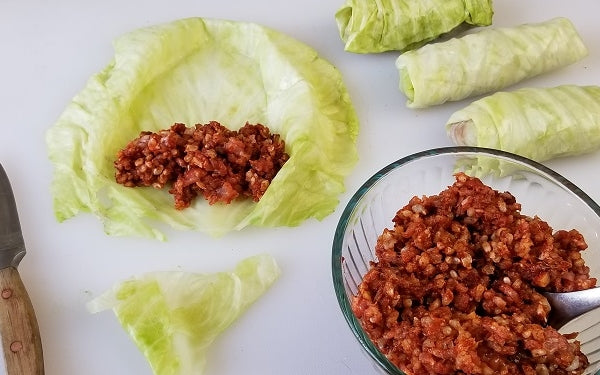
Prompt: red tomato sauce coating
<box><xmin>353</xmin><ymin>173</ymin><xmax>596</xmax><ymax>375</ymax></box>
<box><xmin>114</xmin><ymin>121</ymin><xmax>289</xmax><ymax>209</ymax></box>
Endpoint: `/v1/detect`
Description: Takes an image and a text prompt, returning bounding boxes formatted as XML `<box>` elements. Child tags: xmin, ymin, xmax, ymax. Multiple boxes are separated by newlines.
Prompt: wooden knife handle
<box><xmin>0</xmin><ymin>267</ymin><xmax>44</xmax><ymax>374</ymax></box>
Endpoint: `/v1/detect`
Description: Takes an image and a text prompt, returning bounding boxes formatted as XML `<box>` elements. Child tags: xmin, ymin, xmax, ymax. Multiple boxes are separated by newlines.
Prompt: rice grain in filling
<box><xmin>114</xmin><ymin>121</ymin><xmax>289</xmax><ymax>209</ymax></box>
<box><xmin>352</xmin><ymin>173</ymin><xmax>597</xmax><ymax>375</ymax></box>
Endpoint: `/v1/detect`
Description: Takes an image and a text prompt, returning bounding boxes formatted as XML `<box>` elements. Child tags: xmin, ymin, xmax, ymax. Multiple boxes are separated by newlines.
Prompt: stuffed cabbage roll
<box><xmin>45</xmin><ymin>18</ymin><xmax>360</xmax><ymax>240</ymax></box>
<box><xmin>397</xmin><ymin>17</ymin><xmax>588</xmax><ymax>108</ymax></box>
<box><xmin>446</xmin><ymin>85</ymin><xmax>600</xmax><ymax>162</ymax></box>
<box><xmin>335</xmin><ymin>0</ymin><xmax>493</xmax><ymax>53</ymax></box>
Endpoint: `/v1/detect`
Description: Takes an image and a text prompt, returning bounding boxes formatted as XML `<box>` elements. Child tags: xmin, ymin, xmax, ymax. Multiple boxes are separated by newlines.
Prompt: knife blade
<box><xmin>0</xmin><ymin>164</ymin><xmax>44</xmax><ymax>374</ymax></box>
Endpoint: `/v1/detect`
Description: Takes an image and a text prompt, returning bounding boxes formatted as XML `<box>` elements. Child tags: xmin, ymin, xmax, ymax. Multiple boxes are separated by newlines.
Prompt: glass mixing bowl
<box><xmin>332</xmin><ymin>146</ymin><xmax>600</xmax><ymax>375</ymax></box>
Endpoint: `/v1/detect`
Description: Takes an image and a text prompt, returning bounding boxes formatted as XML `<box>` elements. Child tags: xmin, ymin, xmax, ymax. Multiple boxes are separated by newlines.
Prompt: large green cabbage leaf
<box><xmin>335</xmin><ymin>0</ymin><xmax>493</xmax><ymax>53</ymax></box>
<box><xmin>87</xmin><ymin>254</ymin><xmax>280</xmax><ymax>375</ymax></box>
<box><xmin>46</xmin><ymin>17</ymin><xmax>359</xmax><ymax>240</ymax></box>
<box><xmin>396</xmin><ymin>17</ymin><xmax>588</xmax><ymax>108</ymax></box>
<box><xmin>446</xmin><ymin>85</ymin><xmax>600</xmax><ymax>162</ymax></box>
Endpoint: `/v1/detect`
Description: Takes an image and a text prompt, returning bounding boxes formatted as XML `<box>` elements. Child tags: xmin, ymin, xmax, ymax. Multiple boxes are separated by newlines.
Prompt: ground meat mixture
<box><xmin>114</xmin><ymin>121</ymin><xmax>289</xmax><ymax>209</ymax></box>
<box><xmin>352</xmin><ymin>173</ymin><xmax>597</xmax><ymax>375</ymax></box>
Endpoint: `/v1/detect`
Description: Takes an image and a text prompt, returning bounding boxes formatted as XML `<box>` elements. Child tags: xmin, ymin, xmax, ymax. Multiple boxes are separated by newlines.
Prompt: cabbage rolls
<box><xmin>397</xmin><ymin>18</ymin><xmax>588</xmax><ymax>108</ymax></box>
<box><xmin>446</xmin><ymin>85</ymin><xmax>600</xmax><ymax>162</ymax></box>
<box><xmin>335</xmin><ymin>0</ymin><xmax>493</xmax><ymax>53</ymax></box>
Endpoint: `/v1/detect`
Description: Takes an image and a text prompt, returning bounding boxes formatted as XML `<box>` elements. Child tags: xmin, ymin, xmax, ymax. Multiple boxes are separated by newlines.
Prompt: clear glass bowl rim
<box><xmin>331</xmin><ymin>146</ymin><xmax>600</xmax><ymax>375</ymax></box>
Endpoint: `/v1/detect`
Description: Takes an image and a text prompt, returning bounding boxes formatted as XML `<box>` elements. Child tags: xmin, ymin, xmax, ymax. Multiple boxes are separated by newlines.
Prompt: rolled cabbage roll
<box><xmin>446</xmin><ymin>85</ymin><xmax>600</xmax><ymax>162</ymax></box>
<box><xmin>397</xmin><ymin>17</ymin><xmax>588</xmax><ymax>108</ymax></box>
<box><xmin>335</xmin><ymin>0</ymin><xmax>493</xmax><ymax>53</ymax></box>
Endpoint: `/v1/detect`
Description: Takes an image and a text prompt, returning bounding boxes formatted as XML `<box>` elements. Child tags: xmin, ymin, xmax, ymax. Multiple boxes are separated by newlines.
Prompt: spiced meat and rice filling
<box><xmin>114</xmin><ymin>121</ymin><xmax>289</xmax><ymax>209</ymax></box>
<box><xmin>352</xmin><ymin>173</ymin><xmax>597</xmax><ymax>375</ymax></box>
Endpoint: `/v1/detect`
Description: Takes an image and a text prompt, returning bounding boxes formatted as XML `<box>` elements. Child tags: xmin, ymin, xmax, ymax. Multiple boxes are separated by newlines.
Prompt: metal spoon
<box><xmin>544</xmin><ymin>288</ymin><xmax>600</xmax><ymax>374</ymax></box>
<box><xmin>544</xmin><ymin>287</ymin><xmax>600</xmax><ymax>329</ymax></box>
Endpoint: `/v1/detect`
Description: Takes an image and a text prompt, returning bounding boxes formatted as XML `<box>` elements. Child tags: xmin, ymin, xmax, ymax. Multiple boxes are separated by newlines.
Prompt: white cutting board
<box><xmin>1</xmin><ymin>1</ymin><xmax>599</xmax><ymax>374</ymax></box>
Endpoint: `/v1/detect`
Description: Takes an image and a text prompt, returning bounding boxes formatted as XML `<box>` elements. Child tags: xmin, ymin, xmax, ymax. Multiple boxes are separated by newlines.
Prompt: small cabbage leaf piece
<box><xmin>86</xmin><ymin>254</ymin><xmax>280</xmax><ymax>375</ymax></box>
<box><xmin>46</xmin><ymin>17</ymin><xmax>359</xmax><ymax>240</ymax></box>
<box><xmin>446</xmin><ymin>85</ymin><xmax>600</xmax><ymax>162</ymax></box>
<box><xmin>335</xmin><ymin>0</ymin><xmax>493</xmax><ymax>53</ymax></box>
<box><xmin>396</xmin><ymin>17</ymin><xmax>588</xmax><ymax>108</ymax></box>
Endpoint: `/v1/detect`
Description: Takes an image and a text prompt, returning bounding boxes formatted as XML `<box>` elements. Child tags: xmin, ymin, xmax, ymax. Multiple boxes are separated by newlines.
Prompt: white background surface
<box><xmin>1</xmin><ymin>1</ymin><xmax>600</xmax><ymax>374</ymax></box>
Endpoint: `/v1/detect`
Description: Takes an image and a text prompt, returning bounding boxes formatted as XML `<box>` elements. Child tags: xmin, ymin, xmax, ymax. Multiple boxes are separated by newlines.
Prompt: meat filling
<box><xmin>114</xmin><ymin>121</ymin><xmax>289</xmax><ymax>209</ymax></box>
<box><xmin>352</xmin><ymin>173</ymin><xmax>597</xmax><ymax>375</ymax></box>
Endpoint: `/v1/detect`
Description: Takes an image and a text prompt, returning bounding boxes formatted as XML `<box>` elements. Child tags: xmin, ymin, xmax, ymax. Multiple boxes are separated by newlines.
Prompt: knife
<box><xmin>0</xmin><ymin>164</ymin><xmax>44</xmax><ymax>374</ymax></box>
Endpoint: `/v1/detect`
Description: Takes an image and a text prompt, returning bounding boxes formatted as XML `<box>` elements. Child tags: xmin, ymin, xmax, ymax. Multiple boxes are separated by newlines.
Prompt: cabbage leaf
<box><xmin>46</xmin><ymin>17</ymin><xmax>359</xmax><ymax>240</ymax></box>
<box><xmin>396</xmin><ymin>17</ymin><xmax>588</xmax><ymax>108</ymax></box>
<box><xmin>335</xmin><ymin>0</ymin><xmax>493</xmax><ymax>53</ymax></box>
<box><xmin>86</xmin><ymin>254</ymin><xmax>280</xmax><ymax>375</ymax></box>
<box><xmin>446</xmin><ymin>85</ymin><xmax>600</xmax><ymax>162</ymax></box>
